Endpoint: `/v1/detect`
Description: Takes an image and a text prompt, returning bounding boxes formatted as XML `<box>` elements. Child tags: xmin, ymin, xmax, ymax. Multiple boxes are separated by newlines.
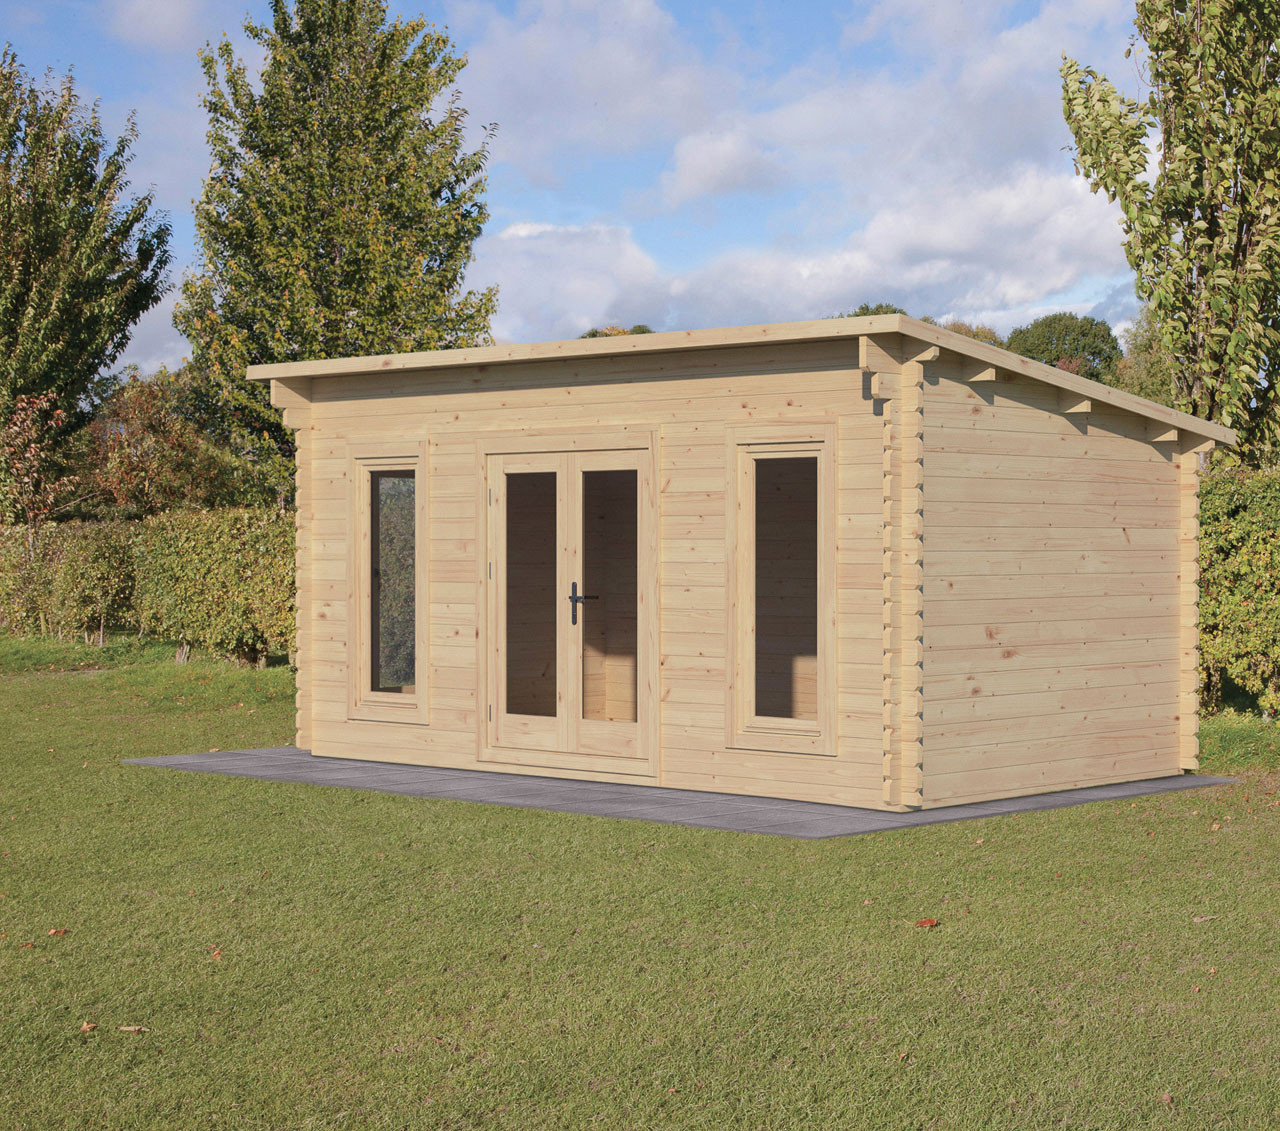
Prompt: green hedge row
<box><xmin>0</xmin><ymin>509</ymin><xmax>295</xmax><ymax>665</ymax></box>
<box><xmin>1200</xmin><ymin>468</ymin><xmax>1280</xmax><ymax>715</ymax></box>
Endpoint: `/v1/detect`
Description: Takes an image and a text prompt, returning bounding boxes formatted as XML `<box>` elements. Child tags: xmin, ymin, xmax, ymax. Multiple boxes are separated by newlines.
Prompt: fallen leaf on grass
<box><xmin>1192</xmin><ymin>915</ymin><xmax>1219</xmax><ymax>923</ymax></box>
<box><xmin>79</xmin><ymin>1022</ymin><xmax>96</xmax><ymax>1032</ymax></box>
<box><xmin>116</xmin><ymin>1026</ymin><xmax>149</xmax><ymax>1034</ymax></box>
<box><xmin>47</xmin><ymin>928</ymin><xmax>67</xmax><ymax>936</ymax></box>
<box><xmin>915</xmin><ymin>919</ymin><xmax>940</xmax><ymax>929</ymax></box>
<box><xmin>862</xmin><ymin>899</ymin><xmax>874</xmax><ymax>906</ymax></box>
<box><xmin>210</xmin><ymin>947</ymin><xmax>222</xmax><ymax>961</ymax></box>
<box><xmin>1160</xmin><ymin>1093</ymin><xmax>1173</xmax><ymax>1104</ymax></box>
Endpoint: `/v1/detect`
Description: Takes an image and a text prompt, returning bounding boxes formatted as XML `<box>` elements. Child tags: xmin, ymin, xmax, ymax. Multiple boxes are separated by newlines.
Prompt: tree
<box><xmin>0</xmin><ymin>47</ymin><xmax>170</xmax><ymax>441</ymax></box>
<box><xmin>1005</xmin><ymin>312</ymin><xmax>1121</xmax><ymax>380</ymax></box>
<box><xmin>1107</xmin><ymin>305</ymin><xmax>1178</xmax><ymax>408</ymax></box>
<box><xmin>579</xmin><ymin>324</ymin><xmax>653</xmax><ymax>338</ymax></box>
<box><xmin>0</xmin><ymin>393</ymin><xmax>79</xmax><ymax>573</ymax></box>
<box><xmin>80</xmin><ymin>369</ymin><xmax>244</xmax><ymax>518</ymax></box>
<box><xmin>175</xmin><ymin>0</ymin><xmax>498</xmax><ymax>501</ymax></box>
<box><xmin>839</xmin><ymin>302</ymin><xmax>908</xmax><ymax>317</ymax></box>
<box><xmin>940</xmin><ymin>320</ymin><xmax>1005</xmax><ymax>348</ymax></box>
<box><xmin>1062</xmin><ymin>1</ymin><xmax>1280</xmax><ymax>460</ymax></box>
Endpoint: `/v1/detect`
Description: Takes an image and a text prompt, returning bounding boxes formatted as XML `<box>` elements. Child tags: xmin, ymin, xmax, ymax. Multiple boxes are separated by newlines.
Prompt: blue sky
<box><xmin>1</xmin><ymin>0</ymin><xmax>1145</xmax><ymax>371</ymax></box>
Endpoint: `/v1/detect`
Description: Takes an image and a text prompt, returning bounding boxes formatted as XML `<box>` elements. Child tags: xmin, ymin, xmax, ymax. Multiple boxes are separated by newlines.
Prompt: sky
<box><xmin>1</xmin><ymin>0</ymin><xmax>1148</xmax><ymax>372</ymax></box>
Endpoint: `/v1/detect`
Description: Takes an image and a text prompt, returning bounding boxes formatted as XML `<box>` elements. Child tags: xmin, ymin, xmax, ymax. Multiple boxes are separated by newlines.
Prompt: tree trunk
<box><xmin>175</xmin><ymin>640</ymin><xmax>191</xmax><ymax>664</ymax></box>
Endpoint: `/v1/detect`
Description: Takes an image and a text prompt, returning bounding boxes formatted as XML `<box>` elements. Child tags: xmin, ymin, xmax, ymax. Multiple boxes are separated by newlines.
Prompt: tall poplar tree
<box><xmin>1061</xmin><ymin>0</ymin><xmax>1280</xmax><ymax>461</ymax></box>
<box><xmin>176</xmin><ymin>0</ymin><xmax>497</xmax><ymax>497</ymax></box>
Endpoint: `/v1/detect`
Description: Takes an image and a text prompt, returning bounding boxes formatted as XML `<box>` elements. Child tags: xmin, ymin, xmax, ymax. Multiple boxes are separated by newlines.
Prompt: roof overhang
<box><xmin>247</xmin><ymin>313</ymin><xmax>1236</xmax><ymax>447</ymax></box>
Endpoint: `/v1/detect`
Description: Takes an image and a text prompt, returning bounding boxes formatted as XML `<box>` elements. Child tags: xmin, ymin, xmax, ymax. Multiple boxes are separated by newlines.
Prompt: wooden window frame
<box><xmin>726</xmin><ymin>422</ymin><xmax>837</xmax><ymax>756</ymax></box>
<box><xmin>347</xmin><ymin>439</ymin><xmax>429</xmax><ymax>726</ymax></box>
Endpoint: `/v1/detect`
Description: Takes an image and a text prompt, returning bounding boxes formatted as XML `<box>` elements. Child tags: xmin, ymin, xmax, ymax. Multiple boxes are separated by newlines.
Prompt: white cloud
<box><xmin>105</xmin><ymin>0</ymin><xmax>208</xmax><ymax>51</ymax></box>
<box><xmin>468</xmin><ymin>221</ymin><xmax>666</xmax><ymax>342</ymax></box>
<box><xmin>659</xmin><ymin>128</ymin><xmax>786</xmax><ymax>208</ymax></box>
<box><xmin>445</xmin><ymin>0</ymin><xmax>734</xmax><ymax>181</ymax></box>
<box><xmin>468</xmin><ymin>163</ymin><xmax>1129</xmax><ymax>342</ymax></box>
<box><xmin>117</xmin><ymin>290</ymin><xmax>188</xmax><ymax>375</ymax></box>
<box><xmin>453</xmin><ymin>0</ymin><xmax>1144</xmax><ymax>342</ymax></box>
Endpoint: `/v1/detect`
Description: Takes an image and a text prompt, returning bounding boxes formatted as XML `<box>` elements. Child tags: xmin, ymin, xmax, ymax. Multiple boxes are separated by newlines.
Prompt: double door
<box><xmin>485</xmin><ymin>443</ymin><xmax>655</xmax><ymax>774</ymax></box>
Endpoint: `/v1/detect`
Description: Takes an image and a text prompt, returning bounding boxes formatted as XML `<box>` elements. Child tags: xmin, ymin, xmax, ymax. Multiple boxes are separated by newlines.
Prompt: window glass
<box><xmin>371</xmin><ymin>471</ymin><xmax>415</xmax><ymax>693</ymax></box>
<box><xmin>754</xmin><ymin>457</ymin><xmax>818</xmax><ymax>720</ymax></box>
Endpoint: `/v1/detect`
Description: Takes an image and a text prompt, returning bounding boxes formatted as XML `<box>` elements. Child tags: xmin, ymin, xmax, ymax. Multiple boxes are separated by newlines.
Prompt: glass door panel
<box><xmin>580</xmin><ymin>469</ymin><xmax>638</xmax><ymax>723</ymax></box>
<box><xmin>505</xmin><ymin>471</ymin><xmax>558</xmax><ymax>717</ymax></box>
<box><xmin>492</xmin><ymin>456</ymin><xmax>563</xmax><ymax>752</ymax></box>
<box><xmin>572</xmin><ymin>453</ymin><xmax>641</xmax><ymax>757</ymax></box>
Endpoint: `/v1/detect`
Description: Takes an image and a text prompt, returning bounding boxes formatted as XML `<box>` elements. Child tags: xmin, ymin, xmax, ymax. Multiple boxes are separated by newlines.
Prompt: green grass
<box><xmin>3</xmin><ymin>636</ymin><xmax>1280</xmax><ymax>1129</ymax></box>
<box><xmin>1201</xmin><ymin>708</ymin><xmax>1280</xmax><ymax>771</ymax></box>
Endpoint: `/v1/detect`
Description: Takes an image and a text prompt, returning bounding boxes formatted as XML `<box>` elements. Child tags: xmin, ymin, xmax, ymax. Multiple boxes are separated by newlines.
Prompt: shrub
<box><xmin>45</xmin><ymin>522</ymin><xmax>137</xmax><ymax>643</ymax></box>
<box><xmin>0</xmin><ymin>524</ymin><xmax>38</xmax><ymax>633</ymax></box>
<box><xmin>134</xmin><ymin>509</ymin><xmax>294</xmax><ymax>665</ymax></box>
<box><xmin>1199</xmin><ymin>468</ymin><xmax>1280</xmax><ymax>714</ymax></box>
<box><xmin>0</xmin><ymin>522</ymin><xmax>134</xmax><ymax>639</ymax></box>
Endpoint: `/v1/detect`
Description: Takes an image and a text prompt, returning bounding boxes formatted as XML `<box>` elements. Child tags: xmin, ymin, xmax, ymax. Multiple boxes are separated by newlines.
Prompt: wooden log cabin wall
<box><xmin>253</xmin><ymin>314</ymin><xmax>1233</xmax><ymax>811</ymax></box>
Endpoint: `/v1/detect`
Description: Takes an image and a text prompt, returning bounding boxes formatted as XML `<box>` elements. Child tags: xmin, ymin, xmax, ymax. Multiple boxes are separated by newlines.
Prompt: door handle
<box><xmin>568</xmin><ymin>581</ymin><xmax>599</xmax><ymax>625</ymax></box>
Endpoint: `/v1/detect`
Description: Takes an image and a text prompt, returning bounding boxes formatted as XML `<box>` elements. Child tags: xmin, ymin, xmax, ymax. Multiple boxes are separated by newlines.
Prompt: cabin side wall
<box><xmin>298</xmin><ymin>340</ymin><xmax>889</xmax><ymax>808</ymax></box>
<box><xmin>920</xmin><ymin>361</ymin><xmax>1184</xmax><ymax>807</ymax></box>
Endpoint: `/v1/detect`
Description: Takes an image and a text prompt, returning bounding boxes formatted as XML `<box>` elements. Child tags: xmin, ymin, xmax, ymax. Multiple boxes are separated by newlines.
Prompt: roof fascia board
<box><xmin>247</xmin><ymin>311</ymin><xmax>1234</xmax><ymax>446</ymax></box>
<box><xmin>895</xmin><ymin>315</ymin><xmax>1235</xmax><ymax>446</ymax></box>
<box><xmin>245</xmin><ymin>315</ymin><xmax>902</xmax><ymax>384</ymax></box>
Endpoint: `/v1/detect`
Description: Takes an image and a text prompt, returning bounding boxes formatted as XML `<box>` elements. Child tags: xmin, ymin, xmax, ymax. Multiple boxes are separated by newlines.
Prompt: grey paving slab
<box><xmin>125</xmin><ymin>747</ymin><xmax>1234</xmax><ymax>839</ymax></box>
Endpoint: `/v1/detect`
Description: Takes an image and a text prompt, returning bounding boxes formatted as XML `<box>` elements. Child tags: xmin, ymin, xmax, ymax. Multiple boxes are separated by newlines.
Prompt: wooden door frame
<box><xmin>476</xmin><ymin>428</ymin><xmax>659</xmax><ymax>780</ymax></box>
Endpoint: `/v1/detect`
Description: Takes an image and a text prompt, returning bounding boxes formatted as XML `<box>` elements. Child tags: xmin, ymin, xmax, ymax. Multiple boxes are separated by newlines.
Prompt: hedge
<box><xmin>0</xmin><ymin>509</ymin><xmax>294</xmax><ymax>665</ymax></box>
<box><xmin>0</xmin><ymin>522</ymin><xmax>137</xmax><ymax>642</ymax></box>
<box><xmin>134</xmin><ymin>509</ymin><xmax>295</xmax><ymax>665</ymax></box>
<box><xmin>1200</xmin><ymin>468</ymin><xmax>1280</xmax><ymax>715</ymax></box>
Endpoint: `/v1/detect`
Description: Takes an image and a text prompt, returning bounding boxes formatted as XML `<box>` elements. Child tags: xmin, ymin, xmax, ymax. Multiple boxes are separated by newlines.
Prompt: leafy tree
<box><xmin>1062</xmin><ymin>1</ymin><xmax>1280</xmax><ymax>459</ymax></box>
<box><xmin>1107</xmin><ymin>306</ymin><xmax>1178</xmax><ymax>408</ymax></box>
<box><xmin>1005</xmin><ymin>312</ymin><xmax>1121</xmax><ymax>380</ymax></box>
<box><xmin>0</xmin><ymin>393</ymin><xmax>80</xmax><ymax>575</ymax></box>
<box><xmin>79</xmin><ymin>369</ymin><xmax>244</xmax><ymax>518</ymax></box>
<box><xmin>839</xmin><ymin>302</ymin><xmax>908</xmax><ymax>318</ymax></box>
<box><xmin>940</xmin><ymin>320</ymin><xmax>1005</xmax><ymax>348</ymax></box>
<box><xmin>175</xmin><ymin>0</ymin><xmax>498</xmax><ymax>501</ymax></box>
<box><xmin>579</xmin><ymin>324</ymin><xmax>653</xmax><ymax>338</ymax></box>
<box><xmin>0</xmin><ymin>47</ymin><xmax>170</xmax><ymax>439</ymax></box>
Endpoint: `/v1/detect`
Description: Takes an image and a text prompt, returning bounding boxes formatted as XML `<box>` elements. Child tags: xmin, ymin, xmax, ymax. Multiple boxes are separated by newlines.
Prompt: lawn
<box><xmin>3</xmin><ymin>637</ymin><xmax>1279</xmax><ymax>1129</ymax></box>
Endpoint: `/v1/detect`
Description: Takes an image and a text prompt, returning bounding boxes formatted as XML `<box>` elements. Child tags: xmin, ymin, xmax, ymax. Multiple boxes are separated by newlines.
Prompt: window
<box><xmin>370</xmin><ymin>471</ymin><xmax>416</xmax><ymax>693</ymax></box>
<box><xmin>348</xmin><ymin>443</ymin><xmax>427</xmax><ymax>724</ymax></box>
<box><xmin>754</xmin><ymin>456</ymin><xmax>818</xmax><ymax>721</ymax></box>
<box><xmin>727</xmin><ymin>426</ymin><xmax>835</xmax><ymax>755</ymax></box>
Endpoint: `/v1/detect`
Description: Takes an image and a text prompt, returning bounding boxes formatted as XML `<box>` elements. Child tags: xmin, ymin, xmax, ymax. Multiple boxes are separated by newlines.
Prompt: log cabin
<box><xmin>249</xmin><ymin>313</ymin><xmax>1234</xmax><ymax>811</ymax></box>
